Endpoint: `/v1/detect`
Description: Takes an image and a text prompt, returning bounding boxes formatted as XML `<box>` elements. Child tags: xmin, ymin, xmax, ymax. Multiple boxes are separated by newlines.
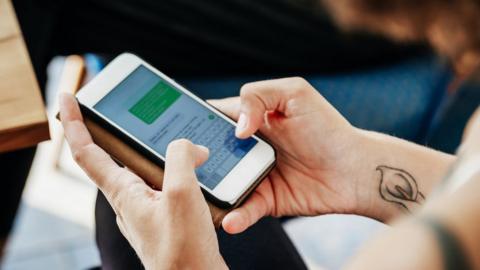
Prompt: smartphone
<box><xmin>76</xmin><ymin>53</ymin><xmax>276</xmax><ymax>209</ymax></box>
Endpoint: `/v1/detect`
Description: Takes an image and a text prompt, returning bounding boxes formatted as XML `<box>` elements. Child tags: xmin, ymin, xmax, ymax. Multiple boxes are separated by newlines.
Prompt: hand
<box><xmin>209</xmin><ymin>77</ymin><xmax>371</xmax><ymax>234</ymax></box>
<box><xmin>60</xmin><ymin>93</ymin><xmax>226</xmax><ymax>270</ymax></box>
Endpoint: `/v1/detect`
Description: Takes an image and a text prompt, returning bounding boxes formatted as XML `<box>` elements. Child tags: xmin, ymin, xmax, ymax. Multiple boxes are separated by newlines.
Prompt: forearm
<box><xmin>350</xmin><ymin>128</ymin><xmax>456</xmax><ymax>223</ymax></box>
<box><xmin>344</xmin><ymin>219</ymin><xmax>443</xmax><ymax>270</ymax></box>
<box><xmin>345</xmin><ymin>174</ymin><xmax>480</xmax><ymax>270</ymax></box>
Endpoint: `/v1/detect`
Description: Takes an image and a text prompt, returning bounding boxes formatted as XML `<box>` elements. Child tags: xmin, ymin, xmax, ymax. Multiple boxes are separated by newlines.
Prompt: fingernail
<box><xmin>226</xmin><ymin>212</ymin><xmax>245</xmax><ymax>234</ymax></box>
<box><xmin>236</xmin><ymin>113</ymin><xmax>248</xmax><ymax>136</ymax></box>
<box><xmin>196</xmin><ymin>145</ymin><xmax>210</xmax><ymax>155</ymax></box>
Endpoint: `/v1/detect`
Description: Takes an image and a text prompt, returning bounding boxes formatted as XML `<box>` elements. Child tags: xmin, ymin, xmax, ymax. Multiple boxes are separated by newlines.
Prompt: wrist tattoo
<box><xmin>376</xmin><ymin>165</ymin><xmax>425</xmax><ymax>212</ymax></box>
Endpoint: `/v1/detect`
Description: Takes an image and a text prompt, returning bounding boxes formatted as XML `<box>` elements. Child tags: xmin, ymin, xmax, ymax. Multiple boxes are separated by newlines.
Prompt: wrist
<box><xmin>144</xmin><ymin>252</ymin><xmax>227</xmax><ymax>270</ymax></box>
<box><xmin>351</xmin><ymin>128</ymin><xmax>420</xmax><ymax>222</ymax></box>
<box><xmin>321</xmin><ymin>126</ymin><xmax>379</xmax><ymax>218</ymax></box>
<box><xmin>343</xmin><ymin>128</ymin><xmax>388</xmax><ymax>220</ymax></box>
<box><xmin>350</xmin><ymin>128</ymin><xmax>456</xmax><ymax>223</ymax></box>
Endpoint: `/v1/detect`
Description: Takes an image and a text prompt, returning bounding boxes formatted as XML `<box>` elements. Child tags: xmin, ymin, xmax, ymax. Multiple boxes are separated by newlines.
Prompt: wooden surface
<box><xmin>0</xmin><ymin>0</ymin><xmax>49</xmax><ymax>153</ymax></box>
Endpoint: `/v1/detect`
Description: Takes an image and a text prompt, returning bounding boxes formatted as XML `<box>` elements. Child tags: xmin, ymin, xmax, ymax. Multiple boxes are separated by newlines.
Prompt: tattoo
<box><xmin>376</xmin><ymin>165</ymin><xmax>425</xmax><ymax>212</ymax></box>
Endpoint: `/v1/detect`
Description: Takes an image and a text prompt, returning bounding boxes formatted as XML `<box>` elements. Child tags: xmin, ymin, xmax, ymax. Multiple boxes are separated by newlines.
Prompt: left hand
<box><xmin>60</xmin><ymin>93</ymin><xmax>226</xmax><ymax>270</ymax></box>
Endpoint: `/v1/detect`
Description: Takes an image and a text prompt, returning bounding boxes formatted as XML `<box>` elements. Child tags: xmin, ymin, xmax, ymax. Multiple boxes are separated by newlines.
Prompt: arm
<box><xmin>359</xmin><ymin>106</ymin><xmax>479</xmax><ymax>223</ymax></box>
<box><xmin>351</xmin><ymin>129</ymin><xmax>455</xmax><ymax>222</ymax></box>
<box><xmin>210</xmin><ymin>77</ymin><xmax>455</xmax><ymax>234</ymax></box>
<box><xmin>345</xmin><ymin>172</ymin><xmax>480</xmax><ymax>270</ymax></box>
<box><xmin>341</xmin><ymin>107</ymin><xmax>480</xmax><ymax>270</ymax></box>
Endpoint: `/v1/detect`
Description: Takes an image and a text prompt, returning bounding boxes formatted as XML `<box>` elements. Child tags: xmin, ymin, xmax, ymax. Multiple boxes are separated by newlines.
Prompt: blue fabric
<box><xmin>425</xmin><ymin>78</ymin><xmax>480</xmax><ymax>153</ymax></box>
<box><xmin>87</xmin><ymin>54</ymin><xmax>450</xmax><ymax>141</ymax></box>
<box><xmin>178</xmin><ymin>55</ymin><xmax>451</xmax><ymax>142</ymax></box>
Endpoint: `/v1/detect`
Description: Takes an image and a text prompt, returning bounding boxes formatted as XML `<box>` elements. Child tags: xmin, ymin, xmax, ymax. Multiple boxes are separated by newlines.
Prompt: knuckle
<box><xmin>109</xmin><ymin>187</ymin><xmax>125</xmax><ymax>212</ymax></box>
<box><xmin>107</xmin><ymin>170</ymin><xmax>131</xmax><ymax>212</ymax></box>
<box><xmin>115</xmin><ymin>215</ymin><xmax>122</xmax><ymax>225</ymax></box>
<box><xmin>165</xmin><ymin>184</ymin><xmax>191</xmax><ymax>201</ymax></box>
<box><xmin>72</xmin><ymin>144</ymin><xmax>95</xmax><ymax>165</ymax></box>
<box><xmin>240</xmin><ymin>82</ymin><xmax>257</xmax><ymax>97</ymax></box>
<box><xmin>115</xmin><ymin>216</ymin><xmax>128</xmax><ymax>237</ymax></box>
<box><xmin>168</xmin><ymin>139</ymin><xmax>193</xmax><ymax>152</ymax></box>
<box><xmin>115</xmin><ymin>216</ymin><xmax>123</xmax><ymax>229</ymax></box>
<box><xmin>288</xmin><ymin>77</ymin><xmax>309</xmax><ymax>91</ymax></box>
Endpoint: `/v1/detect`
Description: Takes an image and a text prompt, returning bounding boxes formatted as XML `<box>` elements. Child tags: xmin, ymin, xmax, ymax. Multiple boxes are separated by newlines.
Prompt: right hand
<box><xmin>209</xmin><ymin>77</ymin><xmax>372</xmax><ymax>234</ymax></box>
<box><xmin>60</xmin><ymin>94</ymin><xmax>226</xmax><ymax>269</ymax></box>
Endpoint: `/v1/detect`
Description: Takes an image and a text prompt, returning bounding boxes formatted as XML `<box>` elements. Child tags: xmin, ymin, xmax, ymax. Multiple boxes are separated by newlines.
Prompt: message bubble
<box><xmin>129</xmin><ymin>80</ymin><xmax>181</xmax><ymax>124</ymax></box>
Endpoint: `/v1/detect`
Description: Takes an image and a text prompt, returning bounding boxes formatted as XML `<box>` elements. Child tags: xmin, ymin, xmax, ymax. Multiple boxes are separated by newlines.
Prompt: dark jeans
<box><xmin>8</xmin><ymin>0</ymin><xmax>427</xmax><ymax>269</ymax></box>
<box><xmin>0</xmin><ymin>147</ymin><xmax>36</xmax><ymax>237</ymax></box>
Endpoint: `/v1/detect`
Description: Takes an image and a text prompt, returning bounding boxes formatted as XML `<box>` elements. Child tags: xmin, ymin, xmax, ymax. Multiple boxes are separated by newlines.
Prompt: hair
<box><xmin>322</xmin><ymin>0</ymin><xmax>480</xmax><ymax>75</ymax></box>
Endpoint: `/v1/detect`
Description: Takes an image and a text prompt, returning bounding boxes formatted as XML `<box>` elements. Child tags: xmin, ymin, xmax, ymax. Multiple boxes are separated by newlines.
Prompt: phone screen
<box><xmin>94</xmin><ymin>65</ymin><xmax>257</xmax><ymax>189</ymax></box>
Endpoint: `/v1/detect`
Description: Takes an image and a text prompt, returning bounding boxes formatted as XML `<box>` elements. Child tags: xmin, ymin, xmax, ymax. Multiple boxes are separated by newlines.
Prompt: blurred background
<box><xmin>2</xmin><ymin>0</ymin><xmax>480</xmax><ymax>269</ymax></box>
<box><xmin>1</xmin><ymin>52</ymin><xmax>467</xmax><ymax>270</ymax></box>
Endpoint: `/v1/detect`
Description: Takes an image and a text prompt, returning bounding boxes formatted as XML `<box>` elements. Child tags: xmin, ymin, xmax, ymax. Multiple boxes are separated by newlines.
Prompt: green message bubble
<box><xmin>129</xmin><ymin>81</ymin><xmax>181</xmax><ymax>124</ymax></box>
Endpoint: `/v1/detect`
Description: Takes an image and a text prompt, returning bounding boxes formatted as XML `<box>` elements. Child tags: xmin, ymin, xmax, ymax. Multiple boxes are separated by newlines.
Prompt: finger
<box><xmin>462</xmin><ymin>106</ymin><xmax>480</xmax><ymax>144</ymax></box>
<box><xmin>195</xmin><ymin>145</ymin><xmax>210</xmax><ymax>166</ymax></box>
<box><xmin>60</xmin><ymin>93</ymin><xmax>143</xmax><ymax>202</ymax></box>
<box><xmin>207</xmin><ymin>97</ymin><xmax>241</xmax><ymax>120</ymax></box>
<box><xmin>236</xmin><ymin>77</ymin><xmax>313</xmax><ymax>138</ymax></box>
<box><xmin>162</xmin><ymin>139</ymin><xmax>209</xmax><ymax>193</ymax></box>
<box><xmin>222</xmin><ymin>181</ymin><xmax>271</xmax><ymax>234</ymax></box>
<box><xmin>59</xmin><ymin>92</ymin><xmax>92</xmax><ymax>151</ymax></box>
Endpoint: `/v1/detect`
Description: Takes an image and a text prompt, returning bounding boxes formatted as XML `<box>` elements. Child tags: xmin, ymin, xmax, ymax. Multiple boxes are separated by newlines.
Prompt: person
<box><xmin>59</xmin><ymin>0</ymin><xmax>480</xmax><ymax>268</ymax></box>
<box><xmin>60</xmin><ymin>78</ymin><xmax>480</xmax><ymax>269</ymax></box>
<box><xmin>4</xmin><ymin>1</ymin><xmax>426</xmax><ymax>268</ymax></box>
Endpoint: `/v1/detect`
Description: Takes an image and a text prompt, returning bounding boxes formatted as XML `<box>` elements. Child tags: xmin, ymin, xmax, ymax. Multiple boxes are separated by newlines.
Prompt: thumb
<box><xmin>222</xmin><ymin>181</ymin><xmax>272</xmax><ymax>234</ymax></box>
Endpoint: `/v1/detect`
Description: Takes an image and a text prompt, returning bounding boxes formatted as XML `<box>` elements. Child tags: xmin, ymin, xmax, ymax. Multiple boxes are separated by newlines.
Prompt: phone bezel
<box><xmin>76</xmin><ymin>53</ymin><xmax>276</xmax><ymax>208</ymax></box>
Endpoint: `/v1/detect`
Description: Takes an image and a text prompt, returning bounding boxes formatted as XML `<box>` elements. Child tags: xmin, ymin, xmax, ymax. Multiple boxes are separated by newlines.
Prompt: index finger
<box><xmin>59</xmin><ymin>93</ymin><xmax>142</xmax><ymax>201</ymax></box>
<box><xmin>162</xmin><ymin>139</ymin><xmax>209</xmax><ymax>193</ymax></box>
<box><xmin>207</xmin><ymin>97</ymin><xmax>241</xmax><ymax>120</ymax></box>
<box><xmin>236</xmin><ymin>77</ymin><xmax>316</xmax><ymax>138</ymax></box>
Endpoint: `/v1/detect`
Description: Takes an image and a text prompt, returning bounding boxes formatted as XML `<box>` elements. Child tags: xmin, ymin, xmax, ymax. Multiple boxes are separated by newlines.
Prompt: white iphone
<box><xmin>76</xmin><ymin>53</ymin><xmax>276</xmax><ymax>208</ymax></box>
